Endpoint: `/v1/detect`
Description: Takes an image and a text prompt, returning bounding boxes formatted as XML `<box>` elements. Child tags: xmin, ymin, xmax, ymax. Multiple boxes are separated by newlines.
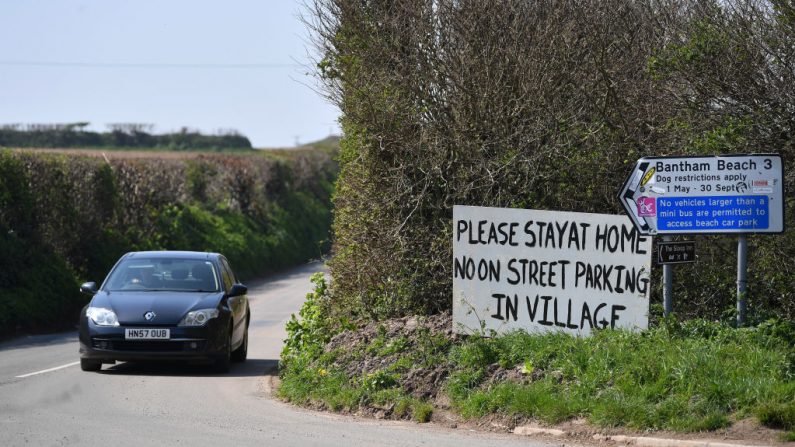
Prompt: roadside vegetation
<box><xmin>309</xmin><ymin>0</ymin><xmax>795</xmax><ymax>322</ymax></box>
<box><xmin>0</xmin><ymin>141</ymin><xmax>337</xmax><ymax>338</ymax></box>
<box><xmin>280</xmin><ymin>276</ymin><xmax>795</xmax><ymax>439</ymax></box>
<box><xmin>280</xmin><ymin>0</ymin><xmax>795</xmax><ymax>441</ymax></box>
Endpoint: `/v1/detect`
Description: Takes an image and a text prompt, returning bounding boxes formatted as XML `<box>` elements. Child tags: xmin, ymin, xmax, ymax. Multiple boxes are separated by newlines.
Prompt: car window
<box><xmin>221</xmin><ymin>258</ymin><xmax>238</xmax><ymax>283</ymax></box>
<box><xmin>105</xmin><ymin>258</ymin><xmax>220</xmax><ymax>292</ymax></box>
<box><xmin>219</xmin><ymin>260</ymin><xmax>233</xmax><ymax>291</ymax></box>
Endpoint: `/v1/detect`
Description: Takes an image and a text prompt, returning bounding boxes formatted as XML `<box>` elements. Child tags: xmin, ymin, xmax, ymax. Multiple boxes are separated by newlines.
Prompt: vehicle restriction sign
<box><xmin>619</xmin><ymin>155</ymin><xmax>784</xmax><ymax>235</ymax></box>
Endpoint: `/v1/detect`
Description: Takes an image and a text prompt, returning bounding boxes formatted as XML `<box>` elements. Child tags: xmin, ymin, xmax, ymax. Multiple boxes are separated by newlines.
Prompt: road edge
<box><xmin>514</xmin><ymin>425</ymin><xmax>774</xmax><ymax>447</ymax></box>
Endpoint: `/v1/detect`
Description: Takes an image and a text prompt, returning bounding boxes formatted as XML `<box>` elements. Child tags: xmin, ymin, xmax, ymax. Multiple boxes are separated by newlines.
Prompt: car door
<box><xmin>220</xmin><ymin>258</ymin><xmax>245</xmax><ymax>344</ymax></box>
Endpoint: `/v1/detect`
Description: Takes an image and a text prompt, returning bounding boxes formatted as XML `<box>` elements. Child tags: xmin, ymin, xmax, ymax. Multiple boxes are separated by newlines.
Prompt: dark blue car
<box><xmin>78</xmin><ymin>251</ymin><xmax>250</xmax><ymax>372</ymax></box>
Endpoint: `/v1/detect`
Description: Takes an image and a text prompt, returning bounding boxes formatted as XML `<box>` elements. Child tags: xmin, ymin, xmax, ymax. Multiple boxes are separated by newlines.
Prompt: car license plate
<box><xmin>125</xmin><ymin>328</ymin><xmax>170</xmax><ymax>340</ymax></box>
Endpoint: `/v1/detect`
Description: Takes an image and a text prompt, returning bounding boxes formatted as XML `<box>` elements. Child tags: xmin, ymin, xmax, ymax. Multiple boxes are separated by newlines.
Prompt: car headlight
<box><xmin>86</xmin><ymin>307</ymin><xmax>119</xmax><ymax>326</ymax></box>
<box><xmin>178</xmin><ymin>309</ymin><xmax>219</xmax><ymax>327</ymax></box>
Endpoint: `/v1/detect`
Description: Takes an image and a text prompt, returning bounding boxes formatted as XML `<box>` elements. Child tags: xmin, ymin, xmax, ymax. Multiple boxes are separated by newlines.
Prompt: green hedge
<box><xmin>0</xmin><ymin>148</ymin><xmax>336</xmax><ymax>337</ymax></box>
<box><xmin>311</xmin><ymin>0</ymin><xmax>795</xmax><ymax>323</ymax></box>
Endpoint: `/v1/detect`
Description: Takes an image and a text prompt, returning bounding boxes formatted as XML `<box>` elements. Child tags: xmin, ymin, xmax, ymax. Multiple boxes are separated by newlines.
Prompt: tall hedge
<box><xmin>309</xmin><ymin>0</ymin><xmax>794</xmax><ymax>322</ymax></box>
<box><xmin>0</xmin><ymin>148</ymin><xmax>336</xmax><ymax>337</ymax></box>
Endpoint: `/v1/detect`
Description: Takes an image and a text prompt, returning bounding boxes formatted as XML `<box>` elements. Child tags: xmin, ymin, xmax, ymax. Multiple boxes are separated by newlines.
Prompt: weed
<box><xmin>780</xmin><ymin>431</ymin><xmax>795</xmax><ymax>442</ymax></box>
<box><xmin>362</xmin><ymin>370</ymin><xmax>398</xmax><ymax>393</ymax></box>
<box><xmin>682</xmin><ymin>413</ymin><xmax>731</xmax><ymax>432</ymax></box>
<box><xmin>757</xmin><ymin>402</ymin><xmax>795</xmax><ymax>430</ymax></box>
<box><xmin>282</xmin><ymin>273</ymin><xmax>333</xmax><ymax>364</ymax></box>
<box><xmin>377</xmin><ymin>336</ymin><xmax>409</xmax><ymax>357</ymax></box>
<box><xmin>413</xmin><ymin>401</ymin><xmax>434</xmax><ymax>423</ymax></box>
<box><xmin>393</xmin><ymin>397</ymin><xmax>413</xmax><ymax>418</ymax></box>
<box><xmin>386</xmin><ymin>356</ymin><xmax>414</xmax><ymax>374</ymax></box>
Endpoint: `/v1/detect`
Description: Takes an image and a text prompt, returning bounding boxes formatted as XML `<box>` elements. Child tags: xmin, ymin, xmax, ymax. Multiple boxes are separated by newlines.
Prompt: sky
<box><xmin>0</xmin><ymin>0</ymin><xmax>340</xmax><ymax>148</ymax></box>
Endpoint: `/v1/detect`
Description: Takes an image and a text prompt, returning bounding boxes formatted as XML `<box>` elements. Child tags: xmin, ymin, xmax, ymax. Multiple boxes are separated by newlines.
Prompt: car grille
<box><xmin>92</xmin><ymin>339</ymin><xmax>206</xmax><ymax>352</ymax></box>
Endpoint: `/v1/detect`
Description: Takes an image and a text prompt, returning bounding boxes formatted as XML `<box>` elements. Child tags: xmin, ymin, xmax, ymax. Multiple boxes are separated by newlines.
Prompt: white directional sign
<box><xmin>452</xmin><ymin>206</ymin><xmax>652</xmax><ymax>336</ymax></box>
<box><xmin>619</xmin><ymin>155</ymin><xmax>784</xmax><ymax>235</ymax></box>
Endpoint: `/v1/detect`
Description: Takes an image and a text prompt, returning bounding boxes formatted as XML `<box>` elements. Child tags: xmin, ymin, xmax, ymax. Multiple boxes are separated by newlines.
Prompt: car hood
<box><xmin>90</xmin><ymin>291</ymin><xmax>224</xmax><ymax>325</ymax></box>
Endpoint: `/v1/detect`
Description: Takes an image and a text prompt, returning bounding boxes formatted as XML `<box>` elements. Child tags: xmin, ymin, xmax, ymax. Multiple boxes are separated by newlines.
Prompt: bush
<box><xmin>757</xmin><ymin>403</ymin><xmax>795</xmax><ymax>431</ymax></box>
<box><xmin>282</xmin><ymin>272</ymin><xmax>335</xmax><ymax>363</ymax></box>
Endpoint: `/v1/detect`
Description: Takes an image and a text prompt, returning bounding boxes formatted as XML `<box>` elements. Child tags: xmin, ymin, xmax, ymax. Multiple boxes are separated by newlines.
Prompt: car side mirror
<box><xmin>228</xmin><ymin>284</ymin><xmax>247</xmax><ymax>297</ymax></box>
<box><xmin>80</xmin><ymin>282</ymin><xmax>98</xmax><ymax>295</ymax></box>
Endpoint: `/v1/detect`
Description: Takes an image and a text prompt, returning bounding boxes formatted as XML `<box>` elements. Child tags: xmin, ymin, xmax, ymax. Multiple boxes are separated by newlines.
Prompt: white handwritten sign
<box><xmin>452</xmin><ymin>206</ymin><xmax>652</xmax><ymax>336</ymax></box>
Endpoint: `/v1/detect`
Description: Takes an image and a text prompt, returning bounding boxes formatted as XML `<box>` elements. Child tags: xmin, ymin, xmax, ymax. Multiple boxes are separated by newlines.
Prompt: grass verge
<box><xmin>446</xmin><ymin>320</ymin><xmax>794</xmax><ymax>431</ymax></box>
<box><xmin>279</xmin><ymin>276</ymin><xmax>795</xmax><ymax>434</ymax></box>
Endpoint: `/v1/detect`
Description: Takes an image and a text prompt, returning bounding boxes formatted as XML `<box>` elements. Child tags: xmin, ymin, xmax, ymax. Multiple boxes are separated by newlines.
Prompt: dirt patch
<box><xmin>325</xmin><ymin>312</ymin><xmax>456</xmax><ymax>400</ymax></box>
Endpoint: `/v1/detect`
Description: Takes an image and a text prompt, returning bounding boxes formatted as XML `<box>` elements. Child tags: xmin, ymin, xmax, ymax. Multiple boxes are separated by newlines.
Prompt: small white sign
<box><xmin>452</xmin><ymin>206</ymin><xmax>652</xmax><ymax>336</ymax></box>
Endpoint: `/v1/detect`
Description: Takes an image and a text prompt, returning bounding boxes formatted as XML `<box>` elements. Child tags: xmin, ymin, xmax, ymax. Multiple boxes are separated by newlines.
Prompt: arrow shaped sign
<box><xmin>619</xmin><ymin>155</ymin><xmax>784</xmax><ymax>236</ymax></box>
<box><xmin>619</xmin><ymin>159</ymin><xmax>655</xmax><ymax>235</ymax></box>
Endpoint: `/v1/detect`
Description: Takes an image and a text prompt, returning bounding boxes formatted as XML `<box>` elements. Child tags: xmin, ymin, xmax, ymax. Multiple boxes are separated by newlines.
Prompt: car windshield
<box><xmin>105</xmin><ymin>258</ymin><xmax>220</xmax><ymax>292</ymax></box>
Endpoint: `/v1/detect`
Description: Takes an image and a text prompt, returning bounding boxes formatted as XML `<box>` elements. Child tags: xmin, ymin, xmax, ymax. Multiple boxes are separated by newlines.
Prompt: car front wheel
<box><xmin>80</xmin><ymin>358</ymin><xmax>102</xmax><ymax>372</ymax></box>
<box><xmin>231</xmin><ymin>326</ymin><xmax>248</xmax><ymax>363</ymax></box>
<box><xmin>214</xmin><ymin>331</ymin><xmax>232</xmax><ymax>373</ymax></box>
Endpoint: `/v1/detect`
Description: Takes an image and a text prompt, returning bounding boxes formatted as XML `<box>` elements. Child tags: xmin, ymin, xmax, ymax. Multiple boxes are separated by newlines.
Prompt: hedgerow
<box><xmin>307</xmin><ymin>0</ymin><xmax>795</xmax><ymax>322</ymax></box>
<box><xmin>0</xmin><ymin>147</ymin><xmax>336</xmax><ymax>337</ymax></box>
<box><xmin>0</xmin><ymin>124</ymin><xmax>252</xmax><ymax>150</ymax></box>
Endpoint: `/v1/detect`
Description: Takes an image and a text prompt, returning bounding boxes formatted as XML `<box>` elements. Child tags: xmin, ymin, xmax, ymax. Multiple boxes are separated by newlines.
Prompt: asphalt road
<box><xmin>0</xmin><ymin>262</ymin><xmax>560</xmax><ymax>447</ymax></box>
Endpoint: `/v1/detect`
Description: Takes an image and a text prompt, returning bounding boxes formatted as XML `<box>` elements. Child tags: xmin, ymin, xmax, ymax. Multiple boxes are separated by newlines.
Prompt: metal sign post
<box><xmin>619</xmin><ymin>154</ymin><xmax>784</xmax><ymax>323</ymax></box>
<box><xmin>656</xmin><ymin>239</ymin><xmax>695</xmax><ymax>317</ymax></box>
<box><xmin>737</xmin><ymin>234</ymin><xmax>748</xmax><ymax>326</ymax></box>
<box><xmin>662</xmin><ymin>236</ymin><xmax>674</xmax><ymax>317</ymax></box>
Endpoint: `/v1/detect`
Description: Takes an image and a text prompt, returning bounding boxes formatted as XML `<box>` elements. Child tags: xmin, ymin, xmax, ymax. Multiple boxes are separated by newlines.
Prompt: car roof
<box><xmin>123</xmin><ymin>251</ymin><xmax>221</xmax><ymax>261</ymax></box>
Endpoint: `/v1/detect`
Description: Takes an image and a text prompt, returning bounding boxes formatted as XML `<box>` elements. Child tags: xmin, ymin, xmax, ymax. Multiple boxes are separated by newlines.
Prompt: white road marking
<box><xmin>15</xmin><ymin>361</ymin><xmax>80</xmax><ymax>378</ymax></box>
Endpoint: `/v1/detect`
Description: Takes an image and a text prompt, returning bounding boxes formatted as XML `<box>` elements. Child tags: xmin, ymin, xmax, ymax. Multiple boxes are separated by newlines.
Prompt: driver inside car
<box><xmin>126</xmin><ymin>266</ymin><xmax>155</xmax><ymax>287</ymax></box>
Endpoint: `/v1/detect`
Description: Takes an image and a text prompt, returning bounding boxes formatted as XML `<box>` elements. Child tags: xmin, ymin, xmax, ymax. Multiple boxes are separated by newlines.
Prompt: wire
<box><xmin>0</xmin><ymin>60</ymin><xmax>303</xmax><ymax>69</ymax></box>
